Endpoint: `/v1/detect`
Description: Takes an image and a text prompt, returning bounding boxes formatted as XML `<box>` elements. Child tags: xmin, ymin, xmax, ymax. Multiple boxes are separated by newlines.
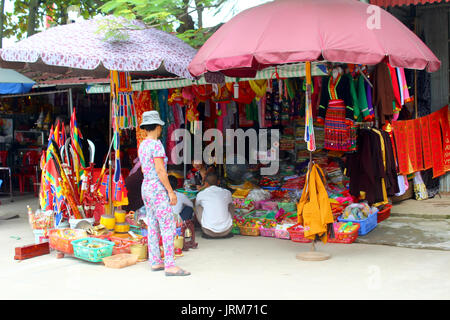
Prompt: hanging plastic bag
<box><xmin>413</xmin><ymin>172</ymin><xmax>428</xmax><ymax>201</ymax></box>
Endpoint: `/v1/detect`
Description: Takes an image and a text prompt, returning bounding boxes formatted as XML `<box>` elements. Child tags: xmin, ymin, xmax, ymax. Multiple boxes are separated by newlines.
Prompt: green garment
<box><xmin>246</xmin><ymin>100</ymin><xmax>259</xmax><ymax>121</ymax></box>
<box><xmin>357</xmin><ymin>75</ymin><xmax>371</xmax><ymax>120</ymax></box>
<box><xmin>151</xmin><ymin>91</ymin><xmax>159</xmax><ymax>113</ymax></box>
<box><xmin>344</xmin><ymin>73</ymin><xmax>361</xmax><ymax>122</ymax></box>
<box><xmin>284</xmin><ymin>79</ymin><xmax>296</xmax><ymax>100</ymax></box>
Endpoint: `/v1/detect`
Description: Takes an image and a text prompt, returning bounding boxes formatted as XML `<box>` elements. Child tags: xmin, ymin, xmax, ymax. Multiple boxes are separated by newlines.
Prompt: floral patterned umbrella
<box><xmin>0</xmin><ymin>16</ymin><xmax>197</xmax><ymax>79</ymax></box>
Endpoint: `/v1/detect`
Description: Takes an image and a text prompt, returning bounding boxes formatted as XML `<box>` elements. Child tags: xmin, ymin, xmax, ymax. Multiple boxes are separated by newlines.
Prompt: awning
<box><xmin>86</xmin><ymin>62</ymin><xmax>328</xmax><ymax>94</ymax></box>
<box><xmin>0</xmin><ymin>68</ymin><xmax>35</xmax><ymax>94</ymax></box>
<box><xmin>370</xmin><ymin>0</ymin><xmax>449</xmax><ymax>7</ymax></box>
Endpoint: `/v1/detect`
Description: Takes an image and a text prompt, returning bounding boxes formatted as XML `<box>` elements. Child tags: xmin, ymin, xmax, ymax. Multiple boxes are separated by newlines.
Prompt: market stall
<box><xmin>186</xmin><ymin>0</ymin><xmax>445</xmax><ymax>260</ymax></box>
<box><xmin>9</xmin><ymin>1</ymin><xmax>449</xmax><ymax>267</ymax></box>
<box><xmin>4</xmin><ymin>16</ymin><xmax>198</xmax><ymax>265</ymax></box>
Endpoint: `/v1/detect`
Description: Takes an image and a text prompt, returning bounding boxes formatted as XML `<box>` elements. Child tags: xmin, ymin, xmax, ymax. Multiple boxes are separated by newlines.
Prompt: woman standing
<box><xmin>139</xmin><ymin>111</ymin><xmax>190</xmax><ymax>276</ymax></box>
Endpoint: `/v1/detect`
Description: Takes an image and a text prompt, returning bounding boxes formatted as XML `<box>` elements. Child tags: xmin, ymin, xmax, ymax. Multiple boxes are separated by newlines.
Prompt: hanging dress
<box><xmin>318</xmin><ymin>74</ymin><xmax>354</xmax><ymax>151</ymax></box>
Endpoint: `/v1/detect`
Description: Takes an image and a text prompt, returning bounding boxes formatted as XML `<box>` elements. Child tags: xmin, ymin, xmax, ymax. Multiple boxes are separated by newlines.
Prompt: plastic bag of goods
<box><xmin>341</xmin><ymin>202</ymin><xmax>371</xmax><ymax>220</ymax></box>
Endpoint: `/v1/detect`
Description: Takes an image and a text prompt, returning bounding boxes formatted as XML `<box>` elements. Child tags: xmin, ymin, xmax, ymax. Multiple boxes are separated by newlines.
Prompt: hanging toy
<box><xmin>186</xmin><ymin>103</ymin><xmax>200</xmax><ymax>134</ymax></box>
<box><xmin>168</xmin><ymin>88</ymin><xmax>184</xmax><ymax>105</ymax></box>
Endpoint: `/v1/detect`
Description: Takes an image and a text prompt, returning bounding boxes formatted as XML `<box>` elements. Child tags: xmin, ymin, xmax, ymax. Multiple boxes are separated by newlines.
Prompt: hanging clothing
<box><xmin>319</xmin><ymin>75</ymin><xmax>354</xmax><ymax>152</ymax></box>
<box><xmin>345</xmin><ymin>128</ymin><xmax>398</xmax><ymax>205</ymax></box>
<box><xmin>344</xmin><ymin>73</ymin><xmax>361</xmax><ymax>122</ymax></box>
<box><xmin>324</xmin><ymin>99</ymin><xmax>351</xmax><ymax>151</ymax></box>
<box><xmin>372</xmin><ymin>63</ymin><xmax>396</xmax><ymax>124</ymax></box>
<box><xmin>356</xmin><ymin>75</ymin><xmax>371</xmax><ymax>121</ymax></box>
<box><xmin>365</xmin><ymin>79</ymin><xmax>375</xmax><ymax>119</ymax></box>
<box><xmin>318</xmin><ymin>74</ymin><xmax>354</xmax><ymax>123</ymax></box>
<box><xmin>386</xmin><ymin>63</ymin><xmax>402</xmax><ymax>115</ymax></box>
<box><xmin>380</xmin><ymin>129</ymin><xmax>400</xmax><ymax>197</ymax></box>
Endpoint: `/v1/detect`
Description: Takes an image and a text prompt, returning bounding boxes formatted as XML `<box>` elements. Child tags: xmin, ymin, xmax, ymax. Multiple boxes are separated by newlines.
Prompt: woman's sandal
<box><xmin>165</xmin><ymin>269</ymin><xmax>191</xmax><ymax>277</ymax></box>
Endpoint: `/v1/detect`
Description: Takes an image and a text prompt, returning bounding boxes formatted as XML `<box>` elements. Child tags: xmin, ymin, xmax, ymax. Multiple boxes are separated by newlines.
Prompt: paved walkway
<box><xmin>390</xmin><ymin>194</ymin><xmax>450</xmax><ymax>219</ymax></box>
<box><xmin>0</xmin><ymin>194</ymin><xmax>449</xmax><ymax>300</ymax></box>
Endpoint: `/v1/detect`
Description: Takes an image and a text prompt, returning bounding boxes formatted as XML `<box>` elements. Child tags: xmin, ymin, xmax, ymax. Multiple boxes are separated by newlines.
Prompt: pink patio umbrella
<box><xmin>188</xmin><ymin>0</ymin><xmax>441</xmax><ymax>79</ymax></box>
<box><xmin>1</xmin><ymin>15</ymin><xmax>197</xmax><ymax>80</ymax></box>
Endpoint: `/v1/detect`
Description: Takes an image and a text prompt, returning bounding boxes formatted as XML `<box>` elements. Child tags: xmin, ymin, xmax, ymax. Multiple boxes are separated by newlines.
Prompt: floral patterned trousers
<box><xmin>143</xmin><ymin>191</ymin><xmax>176</xmax><ymax>269</ymax></box>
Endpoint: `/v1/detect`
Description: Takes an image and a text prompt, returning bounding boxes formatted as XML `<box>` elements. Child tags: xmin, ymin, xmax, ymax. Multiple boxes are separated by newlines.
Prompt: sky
<box><xmin>1</xmin><ymin>0</ymin><xmax>272</xmax><ymax>47</ymax></box>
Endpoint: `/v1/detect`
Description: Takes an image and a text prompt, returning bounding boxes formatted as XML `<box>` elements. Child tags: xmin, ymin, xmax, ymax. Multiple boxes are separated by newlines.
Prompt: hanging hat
<box><xmin>140</xmin><ymin>111</ymin><xmax>165</xmax><ymax>127</ymax></box>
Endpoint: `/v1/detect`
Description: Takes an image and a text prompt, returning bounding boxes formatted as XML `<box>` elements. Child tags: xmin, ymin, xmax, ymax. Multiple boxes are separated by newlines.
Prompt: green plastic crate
<box><xmin>71</xmin><ymin>238</ymin><xmax>115</xmax><ymax>263</ymax></box>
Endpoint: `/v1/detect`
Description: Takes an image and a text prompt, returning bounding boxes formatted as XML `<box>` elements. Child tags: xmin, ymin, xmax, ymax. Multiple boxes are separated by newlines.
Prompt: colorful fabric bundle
<box><xmin>304</xmin><ymin>62</ymin><xmax>316</xmax><ymax>152</ymax></box>
<box><xmin>111</xmin><ymin>71</ymin><xmax>137</xmax><ymax>129</ymax></box>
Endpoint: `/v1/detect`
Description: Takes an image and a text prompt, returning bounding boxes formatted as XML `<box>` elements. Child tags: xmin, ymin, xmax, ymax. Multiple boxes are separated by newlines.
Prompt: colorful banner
<box><xmin>393</xmin><ymin>106</ymin><xmax>449</xmax><ymax>178</ymax></box>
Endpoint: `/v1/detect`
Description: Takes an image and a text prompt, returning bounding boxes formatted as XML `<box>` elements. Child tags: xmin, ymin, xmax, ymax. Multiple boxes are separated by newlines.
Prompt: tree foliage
<box><xmin>3</xmin><ymin>0</ymin><xmax>105</xmax><ymax>40</ymax></box>
<box><xmin>100</xmin><ymin>0</ymin><xmax>229</xmax><ymax>47</ymax></box>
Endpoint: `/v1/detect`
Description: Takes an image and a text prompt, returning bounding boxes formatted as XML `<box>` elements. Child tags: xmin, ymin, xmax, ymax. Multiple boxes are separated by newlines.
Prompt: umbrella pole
<box><xmin>108</xmin><ymin>81</ymin><xmax>113</xmax><ymax>216</ymax></box>
<box><xmin>296</xmin><ymin>61</ymin><xmax>331</xmax><ymax>262</ymax></box>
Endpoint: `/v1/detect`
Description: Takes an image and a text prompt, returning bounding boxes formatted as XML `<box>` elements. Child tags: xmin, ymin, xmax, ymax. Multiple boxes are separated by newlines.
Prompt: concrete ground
<box><xmin>0</xmin><ymin>194</ymin><xmax>449</xmax><ymax>300</ymax></box>
<box><xmin>390</xmin><ymin>195</ymin><xmax>450</xmax><ymax>219</ymax></box>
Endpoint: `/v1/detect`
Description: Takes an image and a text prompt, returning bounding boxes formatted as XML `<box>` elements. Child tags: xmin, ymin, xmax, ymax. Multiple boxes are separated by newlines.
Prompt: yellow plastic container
<box><xmin>100</xmin><ymin>215</ymin><xmax>116</xmax><ymax>230</ymax></box>
<box><xmin>130</xmin><ymin>244</ymin><xmax>148</xmax><ymax>261</ymax></box>
<box><xmin>115</xmin><ymin>212</ymin><xmax>126</xmax><ymax>223</ymax></box>
<box><xmin>174</xmin><ymin>236</ymin><xmax>184</xmax><ymax>250</ymax></box>
<box><xmin>114</xmin><ymin>222</ymin><xmax>130</xmax><ymax>233</ymax></box>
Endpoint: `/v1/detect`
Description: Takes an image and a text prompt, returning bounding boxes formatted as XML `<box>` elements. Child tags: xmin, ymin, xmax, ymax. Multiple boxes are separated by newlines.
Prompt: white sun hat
<box><xmin>140</xmin><ymin>110</ymin><xmax>165</xmax><ymax>127</ymax></box>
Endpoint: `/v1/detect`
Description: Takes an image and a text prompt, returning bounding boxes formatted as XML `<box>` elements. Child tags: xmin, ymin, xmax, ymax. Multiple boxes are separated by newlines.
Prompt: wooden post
<box><xmin>295</xmin><ymin>61</ymin><xmax>331</xmax><ymax>262</ymax></box>
<box><xmin>109</xmin><ymin>73</ymin><xmax>114</xmax><ymax>216</ymax></box>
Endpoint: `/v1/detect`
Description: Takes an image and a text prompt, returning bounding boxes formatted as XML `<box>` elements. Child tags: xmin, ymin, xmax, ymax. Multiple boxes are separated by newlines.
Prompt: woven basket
<box><xmin>239</xmin><ymin>226</ymin><xmax>260</xmax><ymax>236</ymax></box>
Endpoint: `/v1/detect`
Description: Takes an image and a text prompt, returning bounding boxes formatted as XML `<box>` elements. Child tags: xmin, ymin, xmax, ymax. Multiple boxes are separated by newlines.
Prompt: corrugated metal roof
<box><xmin>370</xmin><ymin>0</ymin><xmax>449</xmax><ymax>7</ymax></box>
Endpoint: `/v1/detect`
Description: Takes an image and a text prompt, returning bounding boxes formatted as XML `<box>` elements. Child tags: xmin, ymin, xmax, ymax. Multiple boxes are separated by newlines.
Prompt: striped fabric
<box><xmin>86</xmin><ymin>62</ymin><xmax>328</xmax><ymax>94</ymax></box>
<box><xmin>324</xmin><ymin>99</ymin><xmax>351</xmax><ymax>151</ymax></box>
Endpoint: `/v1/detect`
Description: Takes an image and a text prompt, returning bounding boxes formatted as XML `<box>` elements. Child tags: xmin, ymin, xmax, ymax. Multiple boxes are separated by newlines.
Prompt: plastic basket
<box><xmin>287</xmin><ymin>224</ymin><xmax>312</xmax><ymax>243</ymax></box>
<box><xmin>274</xmin><ymin>228</ymin><xmax>290</xmax><ymax>240</ymax></box>
<box><xmin>338</xmin><ymin>211</ymin><xmax>378</xmax><ymax>236</ymax></box>
<box><xmin>49</xmin><ymin>229</ymin><xmax>88</xmax><ymax>255</ymax></box>
<box><xmin>72</xmin><ymin>238</ymin><xmax>115</xmax><ymax>263</ymax></box>
<box><xmin>239</xmin><ymin>225</ymin><xmax>260</xmax><ymax>236</ymax></box>
<box><xmin>110</xmin><ymin>234</ymin><xmax>147</xmax><ymax>246</ymax></box>
<box><xmin>328</xmin><ymin>223</ymin><xmax>360</xmax><ymax>244</ymax></box>
<box><xmin>377</xmin><ymin>204</ymin><xmax>392</xmax><ymax>223</ymax></box>
<box><xmin>259</xmin><ymin>227</ymin><xmax>276</xmax><ymax>238</ymax></box>
<box><xmin>103</xmin><ymin>253</ymin><xmax>138</xmax><ymax>269</ymax></box>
